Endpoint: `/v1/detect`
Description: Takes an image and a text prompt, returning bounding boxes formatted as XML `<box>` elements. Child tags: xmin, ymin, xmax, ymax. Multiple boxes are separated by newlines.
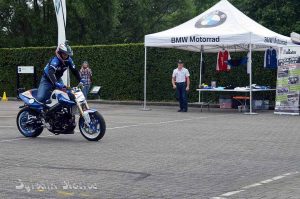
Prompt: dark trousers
<box><xmin>36</xmin><ymin>76</ymin><xmax>64</xmax><ymax>103</ymax></box>
<box><xmin>176</xmin><ymin>82</ymin><xmax>188</xmax><ymax>111</ymax></box>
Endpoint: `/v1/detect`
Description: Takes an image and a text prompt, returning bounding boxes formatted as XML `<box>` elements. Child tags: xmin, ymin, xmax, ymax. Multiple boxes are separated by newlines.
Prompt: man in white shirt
<box><xmin>172</xmin><ymin>60</ymin><xmax>190</xmax><ymax>112</ymax></box>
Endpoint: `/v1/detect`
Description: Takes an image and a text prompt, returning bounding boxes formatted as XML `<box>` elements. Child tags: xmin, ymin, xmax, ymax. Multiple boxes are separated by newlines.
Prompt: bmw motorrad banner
<box><xmin>275</xmin><ymin>46</ymin><xmax>300</xmax><ymax>115</ymax></box>
<box><xmin>171</xmin><ymin>36</ymin><xmax>220</xmax><ymax>44</ymax></box>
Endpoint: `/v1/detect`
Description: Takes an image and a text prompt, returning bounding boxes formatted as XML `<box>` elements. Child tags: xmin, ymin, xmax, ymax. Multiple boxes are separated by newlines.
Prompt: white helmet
<box><xmin>56</xmin><ymin>41</ymin><xmax>73</xmax><ymax>61</ymax></box>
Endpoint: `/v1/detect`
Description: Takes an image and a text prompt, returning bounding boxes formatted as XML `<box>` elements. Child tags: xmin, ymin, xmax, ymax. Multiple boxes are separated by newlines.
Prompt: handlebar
<box><xmin>58</xmin><ymin>83</ymin><xmax>84</xmax><ymax>94</ymax></box>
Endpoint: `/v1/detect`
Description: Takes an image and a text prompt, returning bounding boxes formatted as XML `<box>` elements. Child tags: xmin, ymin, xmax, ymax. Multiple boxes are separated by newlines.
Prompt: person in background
<box><xmin>79</xmin><ymin>61</ymin><xmax>92</xmax><ymax>99</ymax></box>
<box><xmin>172</xmin><ymin>60</ymin><xmax>190</xmax><ymax>112</ymax></box>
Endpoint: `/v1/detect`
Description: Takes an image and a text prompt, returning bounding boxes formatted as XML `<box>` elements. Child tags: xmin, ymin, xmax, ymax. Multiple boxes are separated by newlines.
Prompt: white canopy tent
<box><xmin>143</xmin><ymin>0</ymin><xmax>295</xmax><ymax>113</ymax></box>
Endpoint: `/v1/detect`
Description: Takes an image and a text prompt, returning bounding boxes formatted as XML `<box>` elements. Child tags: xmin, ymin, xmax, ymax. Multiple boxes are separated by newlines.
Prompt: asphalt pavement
<box><xmin>0</xmin><ymin>101</ymin><xmax>300</xmax><ymax>199</ymax></box>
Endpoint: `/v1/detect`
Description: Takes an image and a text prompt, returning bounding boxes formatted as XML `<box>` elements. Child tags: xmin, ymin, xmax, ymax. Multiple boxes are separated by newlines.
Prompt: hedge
<box><xmin>0</xmin><ymin>43</ymin><xmax>277</xmax><ymax>102</ymax></box>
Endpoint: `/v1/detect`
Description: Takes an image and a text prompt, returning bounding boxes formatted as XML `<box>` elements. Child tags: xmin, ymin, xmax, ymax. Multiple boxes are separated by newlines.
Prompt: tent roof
<box><xmin>144</xmin><ymin>0</ymin><xmax>296</xmax><ymax>52</ymax></box>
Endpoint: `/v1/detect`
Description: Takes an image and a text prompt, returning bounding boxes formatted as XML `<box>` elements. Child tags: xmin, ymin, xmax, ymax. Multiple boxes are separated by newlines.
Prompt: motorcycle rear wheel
<box><xmin>16</xmin><ymin>107</ymin><xmax>43</xmax><ymax>137</ymax></box>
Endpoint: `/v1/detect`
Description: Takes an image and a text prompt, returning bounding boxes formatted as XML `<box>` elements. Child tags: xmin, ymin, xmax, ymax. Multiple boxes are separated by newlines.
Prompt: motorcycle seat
<box><xmin>21</xmin><ymin>89</ymin><xmax>43</xmax><ymax>104</ymax></box>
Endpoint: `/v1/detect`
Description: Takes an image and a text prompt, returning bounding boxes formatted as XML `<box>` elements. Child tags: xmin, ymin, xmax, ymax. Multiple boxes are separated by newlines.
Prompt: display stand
<box><xmin>90</xmin><ymin>86</ymin><xmax>101</xmax><ymax>100</ymax></box>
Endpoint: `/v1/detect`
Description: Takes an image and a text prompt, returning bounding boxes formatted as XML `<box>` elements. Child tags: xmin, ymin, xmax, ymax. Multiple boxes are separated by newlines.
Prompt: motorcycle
<box><xmin>17</xmin><ymin>85</ymin><xmax>106</xmax><ymax>141</ymax></box>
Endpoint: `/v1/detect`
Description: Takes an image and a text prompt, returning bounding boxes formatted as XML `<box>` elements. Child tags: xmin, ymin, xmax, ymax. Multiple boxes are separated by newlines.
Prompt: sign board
<box><xmin>90</xmin><ymin>86</ymin><xmax>101</xmax><ymax>94</ymax></box>
<box><xmin>275</xmin><ymin>46</ymin><xmax>300</xmax><ymax>115</ymax></box>
<box><xmin>18</xmin><ymin>66</ymin><xmax>34</xmax><ymax>74</ymax></box>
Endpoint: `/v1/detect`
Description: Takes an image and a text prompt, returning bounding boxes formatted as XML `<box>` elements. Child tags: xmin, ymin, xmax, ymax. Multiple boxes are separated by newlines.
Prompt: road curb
<box><xmin>87</xmin><ymin>100</ymin><xmax>220</xmax><ymax>108</ymax></box>
<box><xmin>4</xmin><ymin>97</ymin><xmax>219</xmax><ymax>108</ymax></box>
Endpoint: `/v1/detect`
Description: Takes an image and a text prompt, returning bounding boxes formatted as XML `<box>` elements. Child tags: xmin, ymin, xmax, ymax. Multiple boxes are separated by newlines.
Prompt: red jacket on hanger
<box><xmin>216</xmin><ymin>50</ymin><xmax>231</xmax><ymax>72</ymax></box>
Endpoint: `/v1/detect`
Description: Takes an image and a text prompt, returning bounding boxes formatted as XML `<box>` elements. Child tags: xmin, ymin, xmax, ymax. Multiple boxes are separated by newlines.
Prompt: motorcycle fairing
<box><xmin>57</xmin><ymin>93</ymin><xmax>76</xmax><ymax>106</ymax></box>
<box><xmin>46</xmin><ymin>89</ymin><xmax>75</xmax><ymax>107</ymax></box>
<box><xmin>19</xmin><ymin>89</ymin><xmax>44</xmax><ymax>111</ymax></box>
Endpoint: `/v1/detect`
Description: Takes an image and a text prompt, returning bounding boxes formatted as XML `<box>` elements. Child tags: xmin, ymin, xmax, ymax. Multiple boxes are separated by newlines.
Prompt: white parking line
<box><xmin>0</xmin><ymin>126</ymin><xmax>15</xmax><ymax>128</ymax></box>
<box><xmin>72</xmin><ymin>117</ymin><xmax>212</xmax><ymax>133</ymax></box>
<box><xmin>106</xmin><ymin>118</ymin><xmax>205</xmax><ymax>130</ymax></box>
<box><xmin>221</xmin><ymin>190</ymin><xmax>245</xmax><ymax>197</ymax></box>
<box><xmin>0</xmin><ymin>135</ymin><xmax>54</xmax><ymax>143</ymax></box>
<box><xmin>105</xmin><ymin>114</ymin><xmax>232</xmax><ymax>130</ymax></box>
<box><xmin>0</xmin><ymin>114</ymin><xmax>228</xmax><ymax>142</ymax></box>
<box><xmin>211</xmin><ymin>197</ymin><xmax>227</xmax><ymax>199</ymax></box>
<box><xmin>109</xmin><ymin>121</ymin><xmax>137</xmax><ymax>124</ymax></box>
<box><xmin>211</xmin><ymin>171</ymin><xmax>299</xmax><ymax>199</ymax></box>
<box><xmin>242</xmin><ymin>183</ymin><xmax>262</xmax><ymax>189</ymax></box>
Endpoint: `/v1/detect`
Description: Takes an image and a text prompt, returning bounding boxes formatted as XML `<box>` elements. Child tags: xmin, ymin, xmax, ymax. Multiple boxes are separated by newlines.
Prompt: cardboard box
<box><xmin>219</xmin><ymin>98</ymin><xmax>232</xmax><ymax>109</ymax></box>
<box><xmin>253</xmin><ymin>100</ymin><xmax>269</xmax><ymax>110</ymax></box>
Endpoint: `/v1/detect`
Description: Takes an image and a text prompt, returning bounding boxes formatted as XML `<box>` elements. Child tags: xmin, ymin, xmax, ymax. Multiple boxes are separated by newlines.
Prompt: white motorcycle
<box><xmin>17</xmin><ymin>85</ymin><xmax>106</xmax><ymax>141</ymax></box>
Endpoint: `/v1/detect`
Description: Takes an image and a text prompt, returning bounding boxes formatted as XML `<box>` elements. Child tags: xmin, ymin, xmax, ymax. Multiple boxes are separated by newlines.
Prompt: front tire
<box><xmin>79</xmin><ymin>111</ymin><xmax>106</xmax><ymax>141</ymax></box>
<box><xmin>16</xmin><ymin>108</ymin><xmax>43</xmax><ymax>137</ymax></box>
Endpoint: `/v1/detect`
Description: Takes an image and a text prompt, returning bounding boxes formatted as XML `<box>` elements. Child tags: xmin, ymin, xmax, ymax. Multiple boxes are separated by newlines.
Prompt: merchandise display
<box><xmin>264</xmin><ymin>48</ymin><xmax>278</xmax><ymax>69</ymax></box>
<box><xmin>216</xmin><ymin>49</ymin><xmax>231</xmax><ymax>72</ymax></box>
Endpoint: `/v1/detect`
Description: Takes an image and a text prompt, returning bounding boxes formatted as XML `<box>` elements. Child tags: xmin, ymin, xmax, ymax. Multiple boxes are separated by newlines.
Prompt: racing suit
<box><xmin>36</xmin><ymin>56</ymin><xmax>81</xmax><ymax>103</ymax></box>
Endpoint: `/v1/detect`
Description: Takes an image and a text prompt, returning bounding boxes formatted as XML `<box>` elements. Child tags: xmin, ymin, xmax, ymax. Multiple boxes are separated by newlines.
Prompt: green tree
<box><xmin>67</xmin><ymin>0</ymin><xmax>120</xmax><ymax>45</ymax></box>
<box><xmin>114</xmin><ymin>0</ymin><xmax>196</xmax><ymax>43</ymax></box>
<box><xmin>0</xmin><ymin>0</ymin><xmax>57</xmax><ymax>47</ymax></box>
<box><xmin>0</xmin><ymin>0</ymin><xmax>299</xmax><ymax>47</ymax></box>
<box><xmin>231</xmin><ymin>0</ymin><xmax>300</xmax><ymax>36</ymax></box>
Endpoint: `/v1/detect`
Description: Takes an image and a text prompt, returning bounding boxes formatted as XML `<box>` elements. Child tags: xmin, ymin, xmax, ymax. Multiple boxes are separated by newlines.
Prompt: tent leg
<box><xmin>245</xmin><ymin>42</ymin><xmax>257</xmax><ymax>115</ymax></box>
<box><xmin>141</xmin><ymin>46</ymin><xmax>151</xmax><ymax>111</ymax></box>
<box><xmin>249</xmin><ymin>45</ymin><xmax>253</xmax><ymax>113</ymax></box>
<box><xmin>198</xmin><ymin>50</ymin><xmax>203</xmax><ymax>103</ymax></box>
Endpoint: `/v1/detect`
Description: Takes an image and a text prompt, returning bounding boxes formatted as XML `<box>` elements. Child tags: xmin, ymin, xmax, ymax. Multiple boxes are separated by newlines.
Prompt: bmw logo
<box><xmin>195</xmin><ymin>10</ymin><xmax>227</xmax><ymax>28</ymax></box>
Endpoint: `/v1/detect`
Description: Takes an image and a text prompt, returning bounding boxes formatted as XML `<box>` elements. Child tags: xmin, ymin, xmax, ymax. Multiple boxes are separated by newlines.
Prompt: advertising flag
<box><xmin>53</xmin><ymin>0</ymin><xmax>69</xmax><ymax>86</ymax></box>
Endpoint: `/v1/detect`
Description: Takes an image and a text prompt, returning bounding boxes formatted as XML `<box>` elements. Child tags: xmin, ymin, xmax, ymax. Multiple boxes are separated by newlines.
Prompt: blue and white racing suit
<box><xmin>36</xmin><ymin>56</ymin><xmax>81</xmax><ymax>103</ymax></box>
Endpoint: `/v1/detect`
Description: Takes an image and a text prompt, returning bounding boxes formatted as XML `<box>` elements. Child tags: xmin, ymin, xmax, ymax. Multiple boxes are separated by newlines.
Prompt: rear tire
<box><xmin>79</xmin><ymin>111</ymin><xmax>106</xmax><ymax>141</ymax></box>
<box><xmin>16</xmin><ymin>108</ymin><xmax>43</xmax><ymax>137</ymax></box>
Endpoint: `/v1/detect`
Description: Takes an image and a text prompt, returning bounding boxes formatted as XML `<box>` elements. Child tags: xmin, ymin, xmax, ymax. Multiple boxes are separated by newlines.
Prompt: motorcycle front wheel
<box><xmin>16</xmin><ymin>107</ymin><xmax>43</xmax><ymax>137</ymax></box>
<box><xmin>79</xmin><ymin>111</ymin><xmax>106</xmax><ymax>141</ymax></box>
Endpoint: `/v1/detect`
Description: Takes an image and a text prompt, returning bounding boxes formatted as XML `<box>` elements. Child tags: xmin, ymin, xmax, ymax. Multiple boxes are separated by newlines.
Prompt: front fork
<box><xmin>76</xmin><ymin>99</ymin><xmax>91</xmax><ymax>126</ymax></box>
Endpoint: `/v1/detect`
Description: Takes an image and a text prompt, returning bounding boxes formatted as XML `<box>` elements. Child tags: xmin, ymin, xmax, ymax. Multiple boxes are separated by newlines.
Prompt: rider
<box><xmin>36</xmin><ymin>41</ymin><xmax>84</xmax><ymax>103</ymax></box>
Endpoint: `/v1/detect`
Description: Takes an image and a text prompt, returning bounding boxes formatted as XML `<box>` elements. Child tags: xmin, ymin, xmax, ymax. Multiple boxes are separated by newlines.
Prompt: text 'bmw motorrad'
<box><xmin>17</xmin><ymin>84</ymin><xmax>106</xmax><ymax>141</ymax></box>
